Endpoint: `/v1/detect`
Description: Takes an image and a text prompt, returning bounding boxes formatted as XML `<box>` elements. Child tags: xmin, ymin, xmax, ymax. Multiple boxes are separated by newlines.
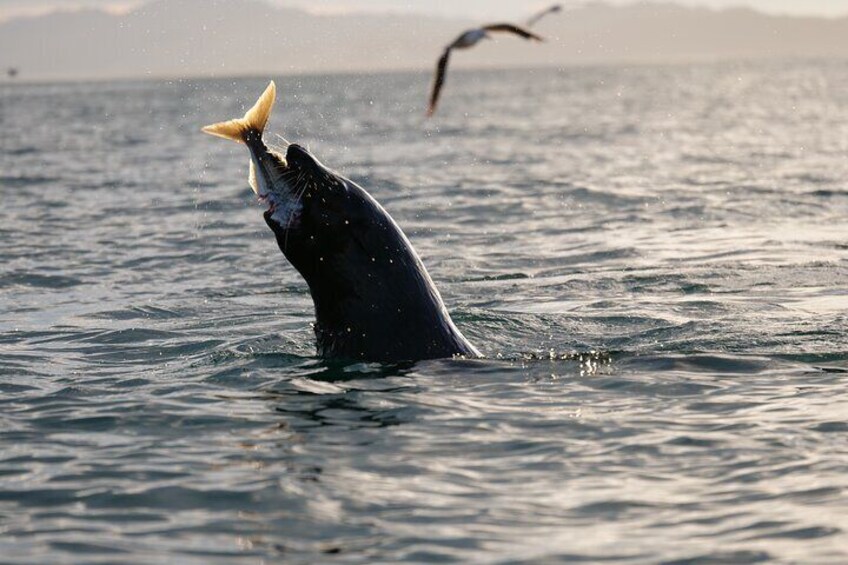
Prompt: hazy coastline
<box><xmin>3</xmin><ymin>0</ymin><xmax>848</xmax><ymax>82</ymax></box>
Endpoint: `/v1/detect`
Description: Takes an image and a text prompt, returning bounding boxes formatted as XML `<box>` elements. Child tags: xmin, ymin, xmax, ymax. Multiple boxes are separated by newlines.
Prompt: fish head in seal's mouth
<box><xmin>243</xmin><ymin>135</ymin><xmax>299</xmax><ymax>225</ymax></box>
<box><xmin>259</xmin><ymin>142</ymin><xmax>375</xmax><ymax>281</ymax></box>
<box><xmin>251</xmin><ymin>142</ymin><xmax>328</xmax><ymax>232</ymax></box>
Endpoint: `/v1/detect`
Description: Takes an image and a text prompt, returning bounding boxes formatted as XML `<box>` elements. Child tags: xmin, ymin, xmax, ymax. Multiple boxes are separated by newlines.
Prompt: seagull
<box><xmin>526</xmin><ymin>4</ymin><xmax>563</xmax><ymax>27</ymax></box>
<box><xmin>427</xmin><ymin>24</ymin><xmax>544</xmax><ymax>117</ymax></box>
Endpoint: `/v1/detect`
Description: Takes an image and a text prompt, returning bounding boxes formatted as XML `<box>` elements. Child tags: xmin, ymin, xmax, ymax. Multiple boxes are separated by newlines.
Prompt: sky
<box><xmin>2</xmin><ymin>0</ymin><xmax>848</xmax><ymax>21</ymax></box>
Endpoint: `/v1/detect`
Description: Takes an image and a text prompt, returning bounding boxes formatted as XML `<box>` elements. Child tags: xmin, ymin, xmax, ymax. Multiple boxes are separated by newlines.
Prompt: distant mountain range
<box><xmin>2</xmin><ymin>0</ymin><xmax>848</xmax><ymax>81</ymax></box>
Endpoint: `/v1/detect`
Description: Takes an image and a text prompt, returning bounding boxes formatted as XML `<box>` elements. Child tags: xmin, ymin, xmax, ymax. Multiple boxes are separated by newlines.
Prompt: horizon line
<box><xmin>4</xmin><ymin>56</ymin><xmax>848</xmax><ymax>87</ymax></box>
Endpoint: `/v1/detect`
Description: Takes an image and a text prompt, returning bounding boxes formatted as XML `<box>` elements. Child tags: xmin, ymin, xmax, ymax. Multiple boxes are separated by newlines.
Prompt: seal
<box><xmin>202</xmin><ymin>81</ymin><xmax>480</xmax><ymax>362</ymax></box>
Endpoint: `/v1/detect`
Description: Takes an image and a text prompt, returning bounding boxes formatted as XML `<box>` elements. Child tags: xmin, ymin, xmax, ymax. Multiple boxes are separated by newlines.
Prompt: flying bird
<box><xmin>427</xmin><ymin>24</ymin><xmax>544</xmax><ymax>117</ymax></box>
<box><xmin>526</xmin><ymin>4</ymin><xmax>563</xmax><ymax>27</ymax></box>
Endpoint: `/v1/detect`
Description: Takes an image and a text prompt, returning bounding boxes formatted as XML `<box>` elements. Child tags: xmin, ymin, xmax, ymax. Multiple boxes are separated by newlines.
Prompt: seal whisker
<box><xmin>283</xmin><ymin>182</ymin><xmax>310</xmax><ymax>252</ymax></box>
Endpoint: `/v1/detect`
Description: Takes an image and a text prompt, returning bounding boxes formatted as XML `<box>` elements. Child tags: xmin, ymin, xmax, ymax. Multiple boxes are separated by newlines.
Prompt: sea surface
<box><xmin>2</xmin><ymin>62</ymin><xmax>847</xmax><ymax>563</ymax></box>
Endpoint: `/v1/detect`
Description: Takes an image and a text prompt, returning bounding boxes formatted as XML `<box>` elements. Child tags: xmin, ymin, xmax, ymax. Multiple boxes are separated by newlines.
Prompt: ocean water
<box><xmin>1</xmin><ymin>62</ymin><xmax>847</xmax><ymax>563</ymax></box>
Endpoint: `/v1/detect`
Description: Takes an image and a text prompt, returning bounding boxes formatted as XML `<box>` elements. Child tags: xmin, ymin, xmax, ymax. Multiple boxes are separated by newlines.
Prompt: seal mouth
<box><xmin>255</xmin><ymin>150</ymin><xmax>311</xmax><ymax>234</ymax></box>
<box><xmin>249</xmin><ymin>145</ymin><xmax>293</xmax><ymax>215</ymax></box>
<box><xmin>260</xmin><ymin>194</ymin><xmax>277</xmax><ymax>214</ymax></box>
<box><xmin>251</xmin><ymin>143</ymin><xmax>327</xmax><ymax>231</ymax></box>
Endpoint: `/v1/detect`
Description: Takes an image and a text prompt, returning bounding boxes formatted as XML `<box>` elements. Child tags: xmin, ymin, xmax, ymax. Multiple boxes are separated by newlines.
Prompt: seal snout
<box><xmin>286</xmin><ymin>143</ymin><xmax>322</xmax><ymax>173</ymax></box>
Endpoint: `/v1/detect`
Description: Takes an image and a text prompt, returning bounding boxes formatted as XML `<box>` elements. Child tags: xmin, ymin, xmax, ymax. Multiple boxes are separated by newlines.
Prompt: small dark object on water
<box><xmin>7</xmin><ymin>68</ymin><xmax>18</xmax><ymax>79</ymax></box>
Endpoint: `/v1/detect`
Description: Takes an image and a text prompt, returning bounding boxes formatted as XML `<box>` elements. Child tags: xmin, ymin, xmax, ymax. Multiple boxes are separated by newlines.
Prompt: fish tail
<box><xmin>202</xmin><ymin>81</ymin><xmax>276</xmax><ymax>143</ymax></box>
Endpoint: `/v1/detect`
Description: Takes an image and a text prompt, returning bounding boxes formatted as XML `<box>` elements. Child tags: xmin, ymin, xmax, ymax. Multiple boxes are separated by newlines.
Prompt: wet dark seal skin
<box><xmin>202</xmin><ymin>82</ymin><xmax>479</xmax><ymax>362</ymax></box>
<box><xmin>264</xmin><ymin>143</ymin><xmax>478</xmax><ymax>361</ymax></box>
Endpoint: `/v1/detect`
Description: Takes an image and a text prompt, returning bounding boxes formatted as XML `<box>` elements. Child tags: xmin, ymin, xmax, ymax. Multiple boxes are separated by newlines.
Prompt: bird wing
<box><xmin>427</xmin><ymin>47</ymin><xmax>452</xmax><ymax>117</ymax></box>
<box><xmin>526</xmin><ymin>4</ymin><xmax>562</xmax><ymax>27</ymax></box>
<box><xmin>482</xmin><ymin>23</ymin><xmax>544</xmax><ymax>41</ymax></box>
